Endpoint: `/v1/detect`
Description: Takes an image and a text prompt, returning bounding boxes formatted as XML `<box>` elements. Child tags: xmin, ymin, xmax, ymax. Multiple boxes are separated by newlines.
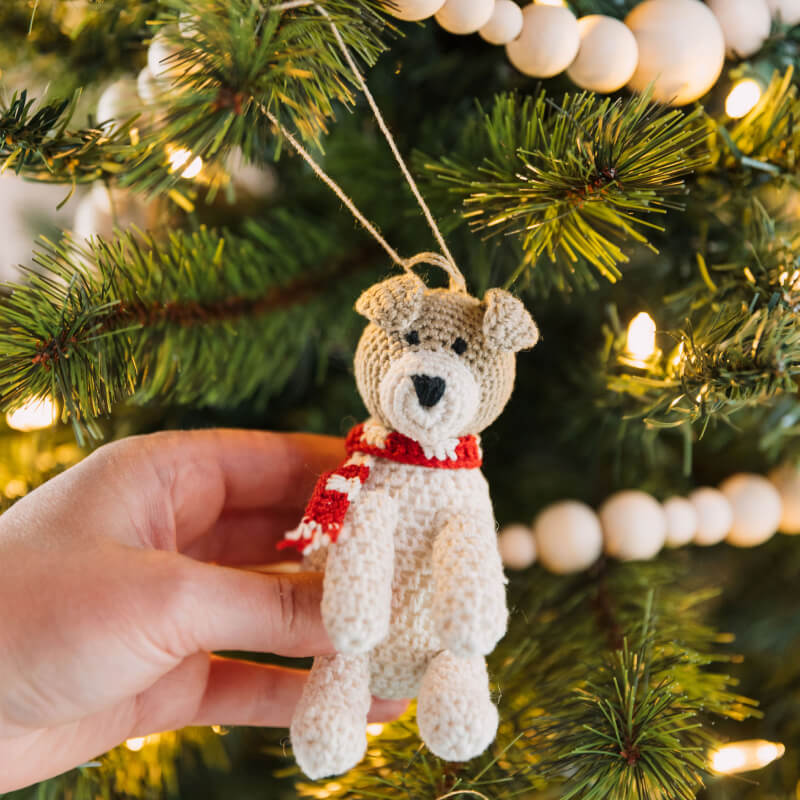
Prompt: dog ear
<box><xmin>482</xmin><ymin>288</ymin><xmax>539</xmax><ymax>352</ymax></box>
<box><xmin>355</xmin><ymin>273</ymin><xmax>425</xmax><ymax>332</ymax></box>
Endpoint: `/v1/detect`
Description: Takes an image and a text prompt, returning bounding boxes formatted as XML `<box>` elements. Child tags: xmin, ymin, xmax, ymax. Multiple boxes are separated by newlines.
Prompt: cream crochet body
<box><xmin>307</xmin><ymin>454</ymin><xmax>500</xmax><ymax>699</ymax></box>
<box><xmin>288</xmin><ymin>272</ymin><xmax>540</xmax><ymax>779</ymax></box>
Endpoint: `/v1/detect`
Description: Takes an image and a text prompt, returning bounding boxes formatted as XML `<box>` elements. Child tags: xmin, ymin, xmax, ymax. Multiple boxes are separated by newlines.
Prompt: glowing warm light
<box><xmin>4</xmin><ymin>479</ymin><xmax>27</xmax><ymax>498</ymax></box>
<box><xmin>168</xmin><ymin>147</ymin><xmax>204</xmax><ymax>179</ymax></box>
<box><xmin>725</xmin><ymin>80</ymin><xmax>762</xmax><ymax>119</ymax></box>
<box><xmin>710</xmin><ymin>740</ymin><xmax>785</xmax><ymax>774</ymax></box>
<box><xmin>626</xmin><ymin>312</ymin><xmax>657</xmax><ymax>362</ymax></box>
<box><xmin>671</xmin><ymin>341</ymin><xmax>685</xmax><ymax>368</ymax></box>
<box><xmin>124</xmin><ymin>733</ymin><xmax>161</xmax><ymax>752</ymax></box>
<box><xmin>211</xmin><ymin>724</ymin><xmax>226</xmax><ymax>734</ymax></box>
<box><xmin>6</xmin><ymin>397</ymin><xmax>58</xmax><ymax>432</ymax></box>
<box><xmin>366</xmin><ymin>723</ymin><xmax>385</xmax><ymax>736</ymax></box>
<box><xmin>780</xmin><ymin>269</ymin><xmax>800</xmax><ymax>289</ymax></box>
<box><xmin>125</xmin><ymin>736</ymin><xmax>146</xmax><ymax>752</ymax></box>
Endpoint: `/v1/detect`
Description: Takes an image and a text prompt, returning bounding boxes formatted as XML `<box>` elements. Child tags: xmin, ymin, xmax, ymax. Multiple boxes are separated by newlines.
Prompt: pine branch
<box><xmin>0</xmin><ymin>90</ymin><xmax>139</xmax><ymax>200</ymax></box>
<box><xmin>2</xmin><ymin>727</ymin><xmax>229</xmax><ymax>800</ymax></box>
<box><xmin>702</xmin><ymin>68</ymin><xmax>800</xmax><ymax>189</ymax></box>
<box><xmin>122</xmin><ymin>0</ymin><xmax>392</xmax><ymax>197</ymax></box>
<box><xmin>2</xmin><ymin>0</ymin><xmax>392</xmax><ymax>200</ymax></box>
<box><xmin>606</xmin><ymin>209</ymin><xmax>800</xmax><ymax>434</ymax></box>
<box><xmin>416</xmin><ymin>90</ymin><xmax>709</xmax><ymax>294</ymax></box>
<box><xmin>0</xmin><ymin>215</ymin><xmax>378</xmax><ymax>443</ymax></box>
<box><xmin>0</xmin><ymin>0</ymin><xmax>157</xmax><ymax>96</ymax></box>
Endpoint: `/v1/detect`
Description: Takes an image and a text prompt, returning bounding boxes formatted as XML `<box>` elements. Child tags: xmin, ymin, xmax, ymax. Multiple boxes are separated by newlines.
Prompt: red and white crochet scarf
<box><xmin>279</xmin><ymin>421</ymin><xmax>482</xmax><ymax>555</ymax></box>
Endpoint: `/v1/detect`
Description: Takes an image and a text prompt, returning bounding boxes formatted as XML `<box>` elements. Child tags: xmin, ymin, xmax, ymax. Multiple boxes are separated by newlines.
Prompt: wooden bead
<box><xmin>436</xmin><ymin>0</ymin><xmax>495</xmax><ymax>34</ymax></box>
<box><xmin>96</xmin><ymin>78</ymin><xmax>140</xmax><ymax>129</ymax></box>
<box><xmin>689</xmin><ymin>487</ymin><xmax>732</xmax><ymax>546</ymax></box>
<box><xmin>625</xmin><ymin>0</ymin><xmax>725</xmax><ymax>105</ymax></box>
<box><xmin>662</xmin><ymin>496</ymin><xmax>697</xmax><ymax>548</ymax></box>
<box><xmin>720</xmin><ymin>473</ymin><xmax>782</xmax><ymax>547</ymax></box>
<box><xmin>767</xmin><ymin>0</ymin><xmax>800</xmax><ymax>25</ymax></box>
<box><xmin>533</xmin><ymin>501</ymin><xmax>603</xmax><ymax>574</ymax></box>
<box><xmin>599</xmin><ymin>490</ymin><xmax>666</xmax><ymax>561</ymax></box>
<box><xmin>147</xmin><ymin>30</ymin><xmax>184</xmax><ymax>81</ymax></box>
<box><xmin>226</xmin><ymin>148</ymin><xmax>279</xmax><ymax>198</ymax></box>
<box><xmin>498</xmin><ymin>524</ymin><xmax>537</xmax><ymax>570</ymax></box>
<box><xmin>479</xmin><ymin>0</ymin><xmax>523</xmax><ymax>45</ymax></box>
<box><xmin>137</xmin><ymin>66</ymin><xmax>161</xmax><ymax>104</ymax></box>
<box><xmin>506</xmin><ymin>4</ymin><xmax>580</xmax><ymax>79</ymax></box>
<box><xmin>73</xmin><ymin>186</ymin><xmax>112</xmax><ymax>242</ymax></box>
<box><xmin>72</xmin><ymin>185</ymin><xmax>151</xmax><ymax>242</ymax></box>
<box><xmin>567</xmin><ymin>15</ymin><xmax>639</xmax><ymax>93</ymax></box>
<box><xmin>707</xmin><ymin>0</ymin><xmax>771</xmax><ymax>58</ymax></box>
<box><xmin>768</xmin><ymin>464</ymin><xmax>800</xmax><ymax>534</ymax></box>
<box><xmin>384</xmin><ymin>0</ymin><xmax>446</xmax><ymax>21</ymax></box>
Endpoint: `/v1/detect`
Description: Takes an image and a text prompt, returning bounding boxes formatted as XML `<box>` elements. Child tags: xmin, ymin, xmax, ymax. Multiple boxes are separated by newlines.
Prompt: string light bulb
<box><xmin>710</xmin><ymin>740</ymin><xmax>785</xmax><ymax>774</ymax></box>
<box><xmin>167</xmin><ymin>146</ymin><xmax>203</xmax><ymax>179</ymax></box>
<box><xmin>124</xmin><ymin>733</ymin><xmax>162</xmax><ymax>752</ymax></box>
<box><xmin>125</xmin><ymin>736</ymin><xmax>146</xmax><ymax>752</ymax></box>
<box><xmin>366</xmin><ymin>723</ymin><xmax>385</xmax><ymax>736</ymax></box>
<box><xmin>671</xmin><ymin>341</ymin><xmax>685</xmax><ymax>369</ymax></box>
<box><xmin>725</xmin><ymin>79</ymin><xmax>762</xmax><ymax>119</ymax></box>
<box><xmin>626</xmin><ymin>312</ymin><xmax>657</xmax><ymax>365</ymax></box>
<box><xmin>6</xmin><ymin>397</ymin><xmax>58</xmax><ymax>432</ymax></box>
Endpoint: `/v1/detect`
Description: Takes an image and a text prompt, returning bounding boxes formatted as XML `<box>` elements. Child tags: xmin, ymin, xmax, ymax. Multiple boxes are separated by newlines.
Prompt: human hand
<box><xmin>0</xmin><ymin>429</ymin><xmax>405</xmax><ymax>791</ymax></box>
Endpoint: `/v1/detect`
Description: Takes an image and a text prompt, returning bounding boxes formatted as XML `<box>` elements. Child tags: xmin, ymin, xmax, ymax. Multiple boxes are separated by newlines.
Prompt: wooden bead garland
<box><xmin>505</xmin><ymin>4</ymin><xmax>580</xmax><ymax>79</ymax></box>
<box><xmin>479</xmin><ymin>0</ymin><xmax>523</xmax><ymax>45</ymax></box>
<box><xmin>147</xmin><ymin>29</ymin><xmax>184</xmax><ymax>81</ymax></box>
<box><xmin>707</xmin><ymin>0</ymin><xmax>772</xmax><ymax>58</ymax></box>
<box><xmin>436</xmin><ymin>0</ymin><xmax>495</xmax><ymax>34</ymax></box>
<box><xmin>391</xmin><ymin>0</ymin><xmax>447</xmax><ymax>21</ymax></box>
<box><xmin>768</xmin><ymin>465</ymin><xmax>800</xmax><ymax>534</ymax></box>
<box><xmin>625</xmin><ymin>0</ymin><xmax>725</xmax><ymax>106</ymax></box>
<box><xmin>599</xmin><ymin>490</ymin><xmax>666</xmax><ymax>561</ymax></box>
<box><xmin>97</xmin><ymin>78</ymin><xmax>142</xmax><ymax>130</ymax></box>
<box><xmin>719</xmin><ymin>473</ymin><xmax>782</xmax><ymax>547</ymax></box>
<box><xmin>384</xmin><ymin>0</ymin><xmax>792</xmax><ymax>106</ymax></box>
<box><xmin>566</xmin><ymin>15</ymin><xmax>639</xmax><ymax>94</ymax></box>
<box><xmin>137</xmin><ymin>66</ymin><xmax>161</xmax><ymax>105</ymax></box>
<box><xmin>497</xmin><ymin>523</ymin><xmax>538</xmax><ymax>570</ymax></box>
<box><xmin>662</xmin><ymin>496</ymin><xmax>697</xmax><ymax>548</ymax></box>
<box><xmin>532</xmin><ymin>500</ymin><xmax>603</xmax><ymax>574</ymax></box>
<box><xmin>499</xmin><ymin>463</ymin><xmax>800</xmax><ymax>573</ymax></box>
<box><xmin>689</xmin><ymin>487</ymin><xmax>732</xmax><ymax>546</ymax></box>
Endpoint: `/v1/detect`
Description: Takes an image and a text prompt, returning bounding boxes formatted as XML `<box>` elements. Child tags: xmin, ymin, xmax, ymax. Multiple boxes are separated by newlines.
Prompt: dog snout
<box><xmin>411</xmin><ymin>374</ymin><xmax>446</xmax><ymax>408</ymax></box>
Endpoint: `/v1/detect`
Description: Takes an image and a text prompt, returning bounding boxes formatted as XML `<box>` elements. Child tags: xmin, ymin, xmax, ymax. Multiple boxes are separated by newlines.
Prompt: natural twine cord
<box><xmin>260</xmin><ymin>105</ymin><xmax>405</xmax><ymax>266</ymax></box>
<box><xmin>267</xmin><ymin>0</ymin><xmax>467</xmax><ymax>292</ymax></box>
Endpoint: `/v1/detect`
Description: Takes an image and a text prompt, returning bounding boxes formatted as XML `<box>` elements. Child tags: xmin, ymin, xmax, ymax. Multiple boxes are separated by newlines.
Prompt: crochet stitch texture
<box><xmin>287</xmin><ymin>272</ymin><xmax>538</xmax><ymax>779</ymax></box>
<box><xmin>279</xmin><ymin>422</ymin><xmax>483</xmax><ymax>555</ymax></box>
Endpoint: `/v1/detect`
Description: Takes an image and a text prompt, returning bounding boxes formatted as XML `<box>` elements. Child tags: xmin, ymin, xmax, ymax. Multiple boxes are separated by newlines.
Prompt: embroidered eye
<box><xmin>452</xmin><ymin>337</ymin><xmax>467</xmax><ymax>355</ymax></box>
<box><xmin>405</xmin><ymin>330</ymin><xmax>420</xmax><ymax>346</ymax></box>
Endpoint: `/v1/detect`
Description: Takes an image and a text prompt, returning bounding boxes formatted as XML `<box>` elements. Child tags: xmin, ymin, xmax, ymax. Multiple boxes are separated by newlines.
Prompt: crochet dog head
<box><xmin>354</xmin><ymin>273</ymin><xmax>539</xmax><ymax>450</ymax></box>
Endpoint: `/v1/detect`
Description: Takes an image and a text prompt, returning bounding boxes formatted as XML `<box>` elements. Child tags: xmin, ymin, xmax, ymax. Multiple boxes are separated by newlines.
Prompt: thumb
<box><xmin>150</xmin><ymin>554</ymin><xmax>333</xmax><ymax>658</ymax></box>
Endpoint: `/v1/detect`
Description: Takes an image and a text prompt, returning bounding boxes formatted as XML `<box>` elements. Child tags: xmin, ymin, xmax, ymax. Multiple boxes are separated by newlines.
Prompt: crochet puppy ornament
<box><xmin>281</xmin><ymin>271</ymin><xmax>539</xmax><ymax>778</ymax></box>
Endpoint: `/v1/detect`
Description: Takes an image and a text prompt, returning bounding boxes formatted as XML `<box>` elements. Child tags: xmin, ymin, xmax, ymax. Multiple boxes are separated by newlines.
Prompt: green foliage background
<box><xmin>2</xmin><ymin>1</ymin><xmax>800</xmax><ymax>798</ymax></box>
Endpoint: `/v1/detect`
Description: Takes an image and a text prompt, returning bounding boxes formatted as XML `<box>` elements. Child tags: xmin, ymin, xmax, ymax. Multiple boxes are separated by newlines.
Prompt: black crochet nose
<box><xmin>411</xmin><ymin>374</ymin><xmax>446</xmax><ymax>408</ymax></box>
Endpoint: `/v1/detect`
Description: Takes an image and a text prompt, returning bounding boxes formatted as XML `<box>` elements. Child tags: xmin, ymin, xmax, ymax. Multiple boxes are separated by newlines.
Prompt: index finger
<box><xmin>146</xmin><ymin>428</ymin><xmax>345</xmax><ymax>511</ymax></box>
<box><xmin>30</xmin><ymin>428</ymin><xmax>345</xmax><ymax>551</ymax></box>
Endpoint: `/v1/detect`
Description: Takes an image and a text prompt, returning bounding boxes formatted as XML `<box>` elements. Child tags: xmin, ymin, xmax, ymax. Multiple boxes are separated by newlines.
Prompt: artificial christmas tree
<box><xmin>2</xmin><ymin>0</ymin><xmax>800</xmax><ymax>798</ymax></box>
